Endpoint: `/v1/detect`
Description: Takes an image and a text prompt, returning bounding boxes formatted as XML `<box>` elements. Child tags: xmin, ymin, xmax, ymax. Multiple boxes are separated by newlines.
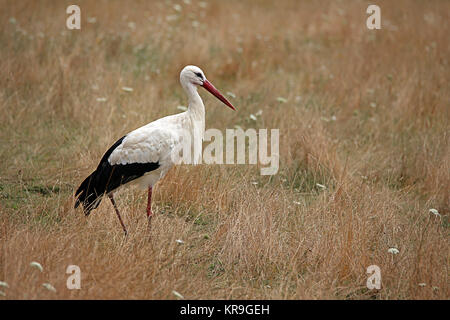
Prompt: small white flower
<box><xmin>388</xmin><ymin>248</ymin><xmax>399</xmax><ymax>255</ymax></box>
<box><xmin>121</xmin><ymin>86</ymin><xmax>134</xmax><ymax>92</ymax></box>
<box><xmin>251</xmin><ymin>181</ymin><xmax>258</xmax><ymax>185</ymax></box>
<box><xmin>255</xmin><ymin>109</ymin><xmax>263</xmax><ymax>116</ymax></box>
<box><xmin>42</xmin><ymin>283</ymin><xmax>56</xmax><ymax>293</ymax></box>
<box><xmin>293</xmin><ymin>201</ymin><xmax>301</xmax><ymax>205</ymax></box>
<box><xmin>249</xmin><ymin>114</ymin><xmax>257</xmax><ymax>121</ymax></box>
<box><xmin>418</xmin><ymin>283</ymin><xmax>426</xmax><ymax>287</ymax></box>
<box><xmin>429</xmin><ymin>208</ymin><xmax>440</xmax><ymax>217</ymax></box>
<box><xmin>276</xmin><ymin>97</ymin><xmax>288</xmax><ymax>103</ymax></box>
<box><xmin>175</xmin><ymin>239</ymin><xmax>184</xmax><ymax>244</ymax></box>
<box><xmin>30</xmin><ymin>262</ymin><xmax>43</xmax><ymax>272</ymax></box>
<box><xmin>331</xmin><ymin>115</ymin><xmax>337</xmax><ymax>121</ymax></box>
<box><xmin>316</xmin><ymin>183</ymin><xmax>326</xmax><ymax>190</ymax></box>
<box><xmin>172</xmin><ymin>290</ymin><xmax>184</xmax><ymax>299</ymax></box>
<box><xmin>173</xmin><ymin>4</ymin><xmax>182</xmax><ymax>12</ymax></box>
<box><xmin>226</xmin><ymin>91</ymin><xmax>236</xmax><ymax>99</ymax></box>
<box><xmin>0</xmin><ymin>281</ymin><xmax>9</xmax><ymax>288</ymax></box>
<box><xmin>96</xmin><ymin>97</ymin><xmax>107</xmax><ymax>102</ymax></box>
<box><xmin>177</xmin><ymin>105</ymin><xmax>187</xmax><ymax>111</ymax></box>
<box><xmin>128</xmin><ymin>22</ymin><xmax>136</xmax><ymax>30</ymax></box>
<box><xmin>166</xmin><ymin>15</ymin><xmax>179</xmax><ymax>22</ymax></box>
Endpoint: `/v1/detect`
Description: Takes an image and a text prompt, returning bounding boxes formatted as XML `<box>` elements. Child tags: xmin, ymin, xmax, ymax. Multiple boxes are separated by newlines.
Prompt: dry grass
<box><xmin>0</xmin><ymin>0</ymin><xmax>448</xmax><ymax>299</ymax></box>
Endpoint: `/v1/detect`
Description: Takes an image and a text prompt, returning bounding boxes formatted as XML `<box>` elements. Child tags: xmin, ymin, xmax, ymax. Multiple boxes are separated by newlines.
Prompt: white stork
<box><xmin>74</xmin><ymin>65</ymin><xmax>236</xmax><ymax>235</ymax></box>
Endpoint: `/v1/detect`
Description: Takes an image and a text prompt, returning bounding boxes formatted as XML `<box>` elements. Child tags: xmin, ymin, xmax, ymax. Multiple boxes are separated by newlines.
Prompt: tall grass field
<box><xmin>0</xmin><ymin>0</ymin><xmax>448</xmax><ymax>299</ymax></box>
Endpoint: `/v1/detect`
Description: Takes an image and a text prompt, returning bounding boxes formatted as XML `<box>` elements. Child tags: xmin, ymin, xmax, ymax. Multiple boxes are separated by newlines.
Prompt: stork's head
<box><xmin>180</xmin><ymin>65</ymin><xmax>236</xmax><ymax>110</ymax></box>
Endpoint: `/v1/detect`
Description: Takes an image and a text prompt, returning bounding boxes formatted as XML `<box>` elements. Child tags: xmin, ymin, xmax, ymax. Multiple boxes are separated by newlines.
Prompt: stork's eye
<box><xmin>194</xmin><ymin>72</ymin><xmax>203</xmax><ymax>79</ymax></box>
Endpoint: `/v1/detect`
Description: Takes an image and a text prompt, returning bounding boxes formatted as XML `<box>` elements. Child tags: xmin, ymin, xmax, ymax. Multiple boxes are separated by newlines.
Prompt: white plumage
<box><xmin>74</xmin><ymin>65</ymin><xmax>236</xmax><ymax>235</ymax></box>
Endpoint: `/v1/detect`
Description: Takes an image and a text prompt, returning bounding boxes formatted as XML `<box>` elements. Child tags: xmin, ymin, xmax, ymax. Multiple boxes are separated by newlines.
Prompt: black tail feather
<box><xmin>74</xmin><ymin>170</ymin><xmax>104</xmax><ymax>216</ymax></box>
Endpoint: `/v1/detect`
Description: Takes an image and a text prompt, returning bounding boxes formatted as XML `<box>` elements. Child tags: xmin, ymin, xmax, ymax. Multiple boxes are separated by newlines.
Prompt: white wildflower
<box><xmin>128</xmin><ymin>22</ymin><xmax>136</xmax><ymax>30</ymax></box>
<box><xmin>42</xmin><ymin>283</ymin><xmax>56</xmax><ymax>293</ymax></box>
<box><xmin>30</xmin><ymin>262</ymin><xmax>43</xmax><ymax>272</ymax></box>
<box><xmin>0</xmin><ymin>281</ymin><xmax>9</xmax><ymax>288</ymax></box>
<box><xmin>429</xmin><ymin>208</ymin><xmax>440</xmax><ymax>217</ymax></box>
<box><xmin>226</xmin><ymin>91</ymin><xmax>236</xmax><ymax>99</ymax></box>
<box><xmin>121</xmin><ymin>87</ymin><xmax>134</xmax><ymax>92</ymax></box>
<box><xmin>172</xmin><ymin>290</ymin><xmax>184</xmax><ymax>299</ymax></box>
<box><xmin>388</xmin><ymin>248</ymin><xmax>399</xmax><ymax>255</ymax></box>
<box><xmin>418</xmin><ymin>283</ymin><xmax>426</xmax><ymax>287</ymax></box>
<box><xmin>249</xmin><ymin>114</ymin><xmax>257</xmax><ymax>121</ymax></box>
<box><xmin>166</xmin><ymin>15</ymin><xmax>179</xmax><ymax>22</ymax></box>
<box><xmin>276</xmin><ymin>97</ymin><xmax>288</xmax><ymax>103</ymax></box>
<box><xmin>175</xmin><ymin>239</ymin><xmax>184</xmax><ymax>244</ymax></box>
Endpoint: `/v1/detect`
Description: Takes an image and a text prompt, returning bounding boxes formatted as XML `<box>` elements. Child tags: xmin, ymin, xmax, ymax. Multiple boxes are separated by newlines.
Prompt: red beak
<box><xmin>201</xmin><ymin>79</ymin><xmax>236</xmax><ymax>111</ymax></box>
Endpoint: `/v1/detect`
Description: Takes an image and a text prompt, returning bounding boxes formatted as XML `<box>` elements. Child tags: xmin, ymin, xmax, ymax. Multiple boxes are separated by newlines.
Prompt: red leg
<box><xmin>146</xmin><ymin>187</ymin><xmax>153</xmax><ymax>229</ymax></box>
<box><xmin>108</xmin><ymin>193</ymin><xmax>128</xmax><ymax>236</ymax></box>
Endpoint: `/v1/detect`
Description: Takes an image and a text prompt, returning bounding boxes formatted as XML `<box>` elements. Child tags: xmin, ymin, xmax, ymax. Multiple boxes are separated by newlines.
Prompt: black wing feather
<box><xmin>74</xmin><ymin>135</ymin><xmax>160</xmax><ymax>215</ymax></box>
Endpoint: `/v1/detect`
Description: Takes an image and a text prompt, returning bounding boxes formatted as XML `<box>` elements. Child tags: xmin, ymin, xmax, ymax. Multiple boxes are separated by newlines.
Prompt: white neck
<box><xmin>182</xmin><ymin>81</ymin><xmax>205</xmax><ymax>140</ymax></box>
<box><xmin>182</xmin><ymin>82</ymin><xmax>205</xmax><ymax>118</ymax></box>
